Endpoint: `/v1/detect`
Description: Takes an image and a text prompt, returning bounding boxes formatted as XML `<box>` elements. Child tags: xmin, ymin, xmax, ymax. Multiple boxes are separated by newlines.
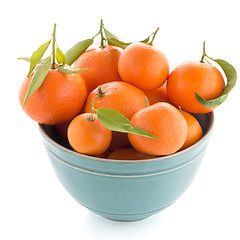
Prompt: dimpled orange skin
<box><xmin>180</xmin><ymin>110</ymin><xmax>203</xmax><ymax>150</ymax></box>
<box><xmin>128</xmin><ymin>102</ymin><xmax>188</xmax><ymax>156</ymax></box>
<box><xmin>84</xmin><ymin>81</ymin><xmax>149</xmax><ymax>120</ymax></box>
<box><xmin>67</xmin><ymin>113</ymin><xmax>112</xmax><ymax>156</ymax></box>
<box><xmin>108</xmin><ymin>148</ymin><xmax>155</xmax><ymax>160</ymax></box>
<box><xmin>73</xmin><ymin>45</ymin><xmax>123</xmax><ymax>94</ymax></box>
<box><xmin>167</xmin><ymin>61</ymin><xmax>225</xmax><ymax>113</ymax></box>
<box><xmin>144</xmin><ymin>83</ymin><xmax>171</xmax><ymax>105</ymax></box>
<box><xmin>19</xmin><ymin>68</ymin><xmax>87</xmax><ymax>125</ymax></box>
<box><xmin>118</xmin><ymin>42</ymin><xmax>169</xmax><ymax>91</ymax></box>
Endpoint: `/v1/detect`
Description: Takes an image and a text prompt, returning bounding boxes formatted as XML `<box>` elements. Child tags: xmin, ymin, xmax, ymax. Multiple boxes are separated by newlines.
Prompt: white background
<box><xmin>1</xmin><ymin>0</ymin><xmax>240</xmax><ymax>239</ymax></box>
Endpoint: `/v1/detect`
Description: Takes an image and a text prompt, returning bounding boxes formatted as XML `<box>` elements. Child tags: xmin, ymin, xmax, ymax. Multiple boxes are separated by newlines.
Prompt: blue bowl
<box><xmin>39</xmin><ymin>112</ymin><xmax>214</xmax><ymax>222</ymax></box>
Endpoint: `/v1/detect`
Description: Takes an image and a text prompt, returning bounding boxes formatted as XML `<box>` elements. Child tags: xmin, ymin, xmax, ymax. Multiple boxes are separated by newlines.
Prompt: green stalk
<box><xmin>100</xmin><ymin>19</ymin><xmax>106</xmax><ymax>48</ymax></box>
<box><xmin>88</xmin><ymin>99</ymin><xmax>95</xmax><ymax>121</ymax></box>
<box><xmin>145</xmin><ymin>96</ymin><xmax>149</xmax><ymax>107</ymax></box>
<box><xmin>200</xmin><ymin>41</ymin><xmax>206</xmax><ymax>63</ymax></box>
<box><xmin>52</xmin><ymin>23</ymin><xmax>57</xmax><ymax>69</ymax></box>
<box><xmin>149</xmin><ymin>27</ymin><xmax>160</xmax><ymax>45</ymax></box>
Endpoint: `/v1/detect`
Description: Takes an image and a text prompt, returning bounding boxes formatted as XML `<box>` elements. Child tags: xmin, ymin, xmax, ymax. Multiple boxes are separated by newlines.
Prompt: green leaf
<box><xmin>23</xmin><ymin>56</ymin><xmax>51</xmax><ymax>107</ymax></box>
<box><xmin>27</xmin><ymin>40</ymin><xmax>51</xmax><ymax>77</ymax></box>
<box><xmin>103</xmin><ymin>27</ymin><xmax>118</xmax><ymax>39</ymax></box>
<box><xmin>65</xmin><ymin>39</ymin><xmax>93</xmax><ymax>66</ymax></box>
<box><xmin>17</xmin><ymin>57</ymin><xmax>44</xmax><ymax>65</ymax></box>
<box><xmin>96</xmin><ymin>108</ymin><xmax>160</xmax><ymax>140</ymax></box>
<box><xmin>96</xmin><ymin>108</ymin><xmax>131</xmax><ymax>132</ymax></box>
<box><xmin>196</xmin><ymin>58</ymin><xmax>237</xmax><ymax>108</ymax></box>
<box><xmin>103</xmin><ymin>26</ymin><xmax>157</xmax><ymax>48</ymax></box>
<box><xmin>56</xmin><ymin>46</ymin><xmax>66</xmax><ymax>64</ymax></box>
<box><xmin>141</xmin><ymin>35</ymin><xmax>151</xmax><ymax>43</ymax></box>
<box><xmin>17</xmin><ymin>57</ymin><xmax>32</xmax><ymax>62</ymax></box>
<box><xmin>103</xmin><ymin>27</ymin><xmax>131</xmax><ymax>48</ymax></box>
<box><xmin>128</xmin><ymin>126</ymin><xmax>160</xmax><ymax>139</ymax></box>
<box><xmin>57</xmin><ymin>65</ymin><xmax>87</xmax><ymax>74</ymax></box>
<box><xmin>106</xmin><ymin>37</ymin><xmax>131</xmax><ymax>49</ymax></box>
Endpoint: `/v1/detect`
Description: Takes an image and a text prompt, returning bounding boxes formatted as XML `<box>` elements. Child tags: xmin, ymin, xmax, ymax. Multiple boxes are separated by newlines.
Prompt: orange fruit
<box><xmin>95</xmin><ymin>150</ymin><xmax>110</xmax><ymax>159</ymax></box>
<box><xmin>128</xmin><ymin>102</ymin><xmax>187</xmax><ymax>156</ymax></box>
<box><xmin>108</xmin><ymin>148</ymin><xmax>154</xmax><ymax>160</ymax></box>
<box><xmin>67</xmin><ymin>113</ymin><xmax>112</xmax><ymax>155</ymax></box>
<box><xmin>73</xmin><ymin>45</ymin><xmax>123</xmax><ymax>94</ymax></box>
<box><xmin>19</xmin><ymin>67</ymin><xmax>87</xmax><ymax>125</ymax></box>
<box><xmin>144</xmin><ymin>83</ymin><xmax>170</xmax><ymax>105</ymax></box>
<box><xmin>84</xmin><ymin>81</ymin><xmax>149</xmax><ymax>120</ymax></box>
<box><xmin>167</xmin><ymin>61</ymin><xmax>225</xmax><ymax>113</ymax></box>
<box><xmin>108</xmin><ymin>132</ymin><xmax>131</xmax><ymax>152</ymax></box>
<box><xmin>118</xmin><ymin>42</ymin><xmax>169</xmax><ymax>91</ymax></box>
<box><xmin>180</xmin><ymin>110</ymin><xmax>203</xmax><ymax>150</ymax></box>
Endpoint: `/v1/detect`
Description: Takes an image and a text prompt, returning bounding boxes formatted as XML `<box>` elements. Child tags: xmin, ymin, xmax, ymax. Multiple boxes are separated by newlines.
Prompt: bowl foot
<box><xmin>89</xmin><ymin>208</ymin><xmax>164</xmax><ymax>222</ymax></box>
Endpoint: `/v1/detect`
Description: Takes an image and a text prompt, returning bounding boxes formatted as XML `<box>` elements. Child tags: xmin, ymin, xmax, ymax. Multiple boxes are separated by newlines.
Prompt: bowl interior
<box><xmin>40</xmin><ymin>112</ymin><xmax>213</xmax><ymax>159</ymax></box>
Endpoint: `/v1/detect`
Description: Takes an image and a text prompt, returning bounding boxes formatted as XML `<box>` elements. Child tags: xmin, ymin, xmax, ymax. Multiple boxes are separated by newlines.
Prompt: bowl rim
<box><xmin>39</xmin><ymin>112</ymin><xmax>214</xmax><ymax>165</ymax></box>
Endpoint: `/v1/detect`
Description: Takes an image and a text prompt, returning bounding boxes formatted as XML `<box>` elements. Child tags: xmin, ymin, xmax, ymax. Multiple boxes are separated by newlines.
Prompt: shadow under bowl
<box><xmin>39</xmin><ymin>112</ymin><xmax>214</xmax><ymax>222</ymax></box>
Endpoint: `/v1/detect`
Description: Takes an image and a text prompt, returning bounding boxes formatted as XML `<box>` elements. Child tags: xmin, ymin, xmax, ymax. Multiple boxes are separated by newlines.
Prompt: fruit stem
<box><xmin>200</xmin><ymin>41</ymin><xmax>206</xmax><ymax>63</ymax></box>
<box><xmin>100</xmin><ymin>19</ymin><xmax>106</xmax><ymax>48</ymax></box>
<box><xmin>149</xmin><ymin>27</ymin><xmax>160</xmax><ymax>45</ymax></box>
<box><xmin>98</xmin><ymin>85</ymin><xmax>105</xmax><ymax>98</ymax></box>
<box><xmin>52</xmin><ymin>23</ymin><xmax>57</xmax><ymax>69</ymax></box>
<box><xmin>178</xmin><ymin>106</ymin><xmax>182</xmax><ymax>112</ymax></box>
<box><xmin>89</xmin><ymin>99</ymin><xmax>95</xmax><ymax>121</ymax></box>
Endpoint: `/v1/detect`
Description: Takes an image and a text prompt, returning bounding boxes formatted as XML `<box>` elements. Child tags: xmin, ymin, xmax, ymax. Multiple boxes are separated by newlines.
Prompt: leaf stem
<box><xmin>100</xmin><ymin>19</ymin><xmax>106</xmax><ymax>48</ymax></box>
<box><xmin>149</xmin><ymin>27</ymin><xmax>159</xmax><ymax>45</ymax></box>
<box><xmin>200</xmin><ymin>41</ymin><xmax>206</xmax><ymax>63</ymax></box>
<box><xmin>92</xmin><ymin>30</ymin><xmax>100</xmax><ymax>40</ymax></box>
<box><xmin>52</xmin><ymin>23</ymin><xmax>57</xmax><ymax>69</ymax></box>
<box><xmin>88</xmin><ymin>99</ymin><xmax>95</xmax><ymax>121</ymax></box>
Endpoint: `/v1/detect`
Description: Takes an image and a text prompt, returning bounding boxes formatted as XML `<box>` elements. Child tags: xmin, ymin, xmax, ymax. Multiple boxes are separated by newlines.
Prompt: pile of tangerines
<box><xmin>19</xmin><ymin>21</ymin><xmax>237</xmax><ymax>160</ymax></box>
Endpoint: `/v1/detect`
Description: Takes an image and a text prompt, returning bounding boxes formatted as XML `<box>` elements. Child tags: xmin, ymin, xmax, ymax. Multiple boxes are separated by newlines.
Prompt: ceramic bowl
<box><xmin>39</xmin><ymin>112</ymin><xmax>214</xmax><ymax>222</ymax></box>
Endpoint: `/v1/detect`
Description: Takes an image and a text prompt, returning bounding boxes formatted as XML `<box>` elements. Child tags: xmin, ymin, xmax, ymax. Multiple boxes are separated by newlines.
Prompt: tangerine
<box><xmin>118</xmin><ymin>42</ymin><xmax>169</xmax><ymax>91</ymax></box>
<box><xmin>108</xmin><ymin>132</ymin><xmax>131</xmax><ymax>152</ymax></box>
<box><xmin>167</xmin><ymin>61</ymin><xmax>225</xmax><ymax>113</ymax></box>
<box><xmin>19</xmin><ymin>67</ymin><xmax>87</xmax><ymax>125</ymax></box>
<box><xmin>73</xmin><ymin>45</ymin><xmax>123</xmax><ymax>94</ymax></box>
<box><xmin>128</xmin><ymin>102</ymin><xmax>187</xmax><ymax>156</ymax></box>
<box><xmin>144</xmin><ymin>83</ymin><xmax>170</xmax><ymax>105</ymax></box>
<box><xmin>108</xmin><ymin>148</ymin><xmax>154</xmax><ymax>160</ymax></box>
<box><xmin>180</xmin><ymin>110</ymin><xmax>203</xmax><ymax>150</ymax></box>
<box><xmin>84</xmin><ymin>81</ymin><xmax>149</xmax><ymax>120</ymax></box>
<box><xmin>67</xmin><ymin>113</ymin><xmax>112</xmax><ymax>155</ymax></box>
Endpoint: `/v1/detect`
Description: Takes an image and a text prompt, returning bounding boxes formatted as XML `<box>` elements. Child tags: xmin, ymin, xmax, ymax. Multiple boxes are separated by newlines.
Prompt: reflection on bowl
<box><xmin>39</xmin><ymin>112</ymin><xmax>214</xmax><ymax>222</ymax></box>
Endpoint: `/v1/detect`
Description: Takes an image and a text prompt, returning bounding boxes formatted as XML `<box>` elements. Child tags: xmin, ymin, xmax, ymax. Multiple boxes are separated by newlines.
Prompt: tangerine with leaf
<box><xmin>73</xmin><ymin>20</ymin><xmax>123</xmax><ymax>94</ymax></box>
<box><xmin>19</xmin><ymin>24</ymin><xmax>87</xmax><ymax>125</ymax></box>
<box><xmin>167</xmin><ymin>42</ymin><xmax>237</xmax><ymax>114</ymax></box>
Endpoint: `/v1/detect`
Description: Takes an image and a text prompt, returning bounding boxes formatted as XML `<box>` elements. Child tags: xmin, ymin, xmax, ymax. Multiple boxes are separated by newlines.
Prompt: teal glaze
<box><xmin>39</xmin><ymin>113</ymin><xmax>214</xmax><ymax>222</ymax></box>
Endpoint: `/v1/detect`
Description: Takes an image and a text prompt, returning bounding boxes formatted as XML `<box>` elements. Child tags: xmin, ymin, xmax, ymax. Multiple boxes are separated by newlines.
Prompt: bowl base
<box><xmin>89</xmin><ymin>205</ymin><xmax>172</xmax><ymax>222</ymax></box>
<box><xmin>98</xmin><ymin>212</ymin><xmax>154</xmax><ymax>222</ymax></box>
